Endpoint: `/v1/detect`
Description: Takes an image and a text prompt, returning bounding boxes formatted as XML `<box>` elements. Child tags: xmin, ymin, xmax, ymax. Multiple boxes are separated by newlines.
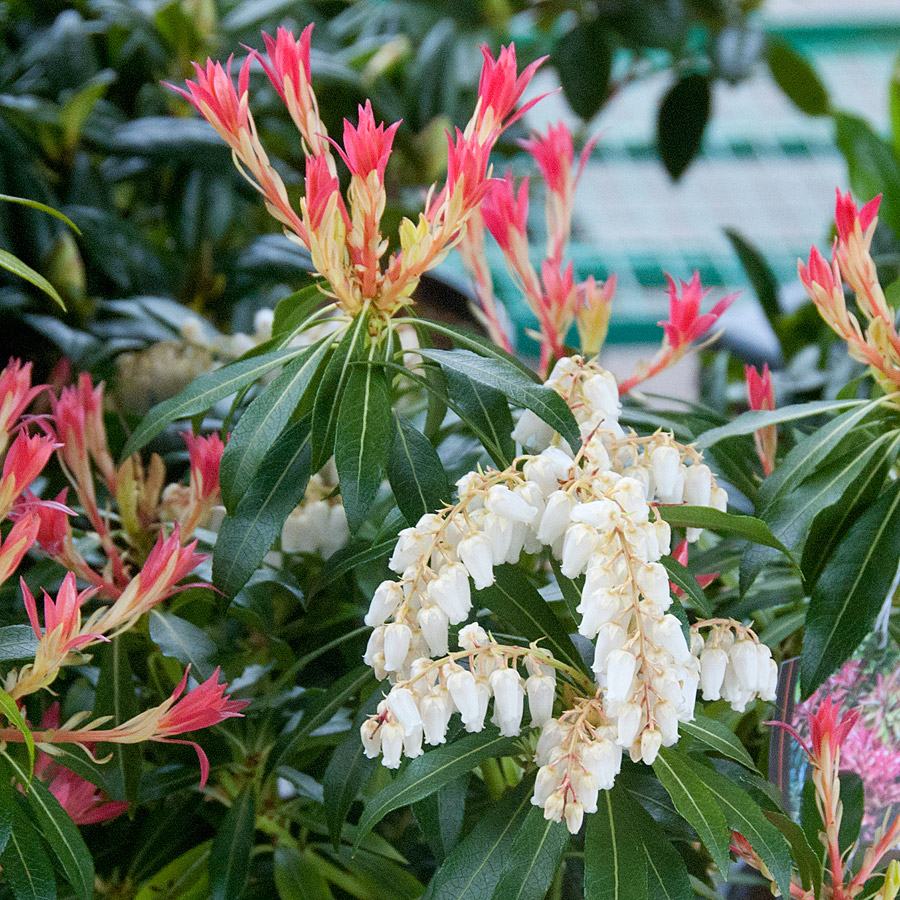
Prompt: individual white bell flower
<box><xmin>615</xmin><ymin>702</ymin><xmax>643</xmax><ymax>747</ymax></box>
<box><xmin>389</xmin><ymin>527</ymin><xmax>428</xmax><ymax>573</ymax></box>
<box><xmin>512</xmin><ymin>410</ymin><xmax>555</xmax><ymax>450</ymax></box>
<box><xmin>417</xmin><ymin>606</ymin><xmax>450</xmax><ymax>656</ymax></box>
<box><xmin>504</xmin><ymin>521</ymin><xmax>528</xmax><ymax>564</ymax></box>
<box><xmin>427</xmin><ymin>563</ymin><xmax>472</xmax><ymax>624</ymax></box>
<box><xmin>700</xmin><ymin>647</ymin><xmax>728</xmax><ymax>700</ymax></box>
<box><xmin>490</xmin><ymin>668</ymin><xmax>525</xmax><ymax>736</ymax></box>
<box><xmin>409</xmin><ymin>658</ymin><xmax>437</xmax><ymax>694</ymax></box>
<box><xmin>365</xmin><ymin>581</ymin><xmax>404</xmax><ymax>627</ymax></box>
<box><xmin>535</xmin><ymin>720</ymin><xmax>565</xmax><ymax>766</ymax></box>
<box><xmin>537</xmin><ymin>491</ymin><xmax>574</xmax><ymax>544</ymax></box>
<box><xmin>592</xmin><ymin>623</ymin><xmax>627</xmax><ymax>676</ymax></box>
<box><xmin>684</xmin><ymin>464</ymin><xmax>713</xmax><ymax>506</ymax></box>
<box><xmin>654</xmin><ymin>615</ymin><xmax>691</xmax><ymax>664</ymax></box>
<box><xmin>628</xmin><ymin>522</ymin><xmax>660</xmax><ymax>563</ymax></box>
<box><xmin>729</xmin><ymin>639</ymin><xmax>759</xmax><ymax>691</ymax></box>
<box><xmin>710</xmin><ymin>486</ymin><xmax>728</xmax><ymax>512</ymax></box>
<box><xmin>610</xmin><ymin>478</ymin><xmax>650</xmax><ymax>523</ymax></box>
<box><xmin>720</xmin><ymin>663</ymin><xmax>754</xmax><ymax>712</ymax></box>
<box><xmin>690</xmin><ymin>630</ymin><xmax>705</xmax><ymax>658</ymax></box>
<box><xmin>484</xmin><ymin>512</ymin><xmax>514</xmax><ymax>565</ymax></box>
<box><xmin>654</xmin><ymin>700</ymin><xmax>680</xmax><ymax>745</ymax></box>
<box><xmin>635</xmin><ymin>562</ymin><xmax>671</xmax><ymax>610</ymax></box>
<box><xmin>467</xmin><ymin>680</ymin><xmax>491</xmax><ymax>733</ymax></box>
<box><xmin>542</xmin><ymin>790</ymin><xmax>566</xmax><ymax>823</ymax></box>
<box><xmin>650</xmin><ymin>446</ymin><xmax>681</xmax><ymax>500</ymax></box>
<box><xmin>577</xmin><ymin>592</ymin><xmax>620</xmax><ymax>639</ymax></box>
<box><xmin>486</xmin><ymin>484</ymin><xmax>539</xmax><ymax>524</ymax></box>
<box><xmin>458</xmin><ymin>533</ymin><xmax>495</xmax><ymax>590</ymax></box>
<box><xmin>533</xmin><ymin>765</ymin><xmax>563</xmax><ymax>805</ymax></box>
<box><xmin>458</xmin><ymin>624</ymin><xmax>488</xmax><ymax>651</ymax></box>
<box><xmin>760</xmin><ymin>658</ymin><xmax>779</xmax><ymax>702</ymax></box>
<box><xmin>606</xmin><ymin>649</ymin><xmax>638</xmax><ymax>703</ymax></box>
<box><xmin>654</xmin><ymin>519</ymin><xmax>672</xmax><ymax>556</ymax></box>
<box><xmin>640</xmin><ymin>728</ymin><xmax>663</xmax><ymax>765</ymax></box>
<box><xmin>622</xmin><ymin>464</ymin><xmax>652</xmax><ymax>498</ymax></box>
<box><xmin>572</xmin><ymin>768</ymin><xmax>599</xmax><ymax>814</ymax></box>
<box><xmin>447</xmin><ymin>668</ymin><xmax>480</xmax><ymax>725</ymax></box>
<box><xmin>360</xmin><ymin>718</ymin><xmax>382</xmax><ymax>759</ymax></box>
<box><xmin>561</xmin><ymin>523</ymin><xmax>599</xmax><ymax>578</ymax></box>
<box><xmin>421</xmin><ymin>693</ymin><xmax>451</xmax><ymax>745</ymax></box>
<box><xmin>570</xmin><ymin>499</ymin><xmax>618</xmax><ymax>529</ymax></box>
<box><xmin>678</xmin><ymin>666</ymin><xmax>700</xmax><ymax>720</ymax></box>
<box><xmin>363</xmin><ymin>626</ymin><xmax>385</xmax><ymax>667</ymax></box>
<box><xmin>564</xmin><ymin>800</ymin><xmax>584</xmax><ymax>835</ymax></box>
<box><xmin>320</xmin><ymin>505</ymin><xmax>349</xmax><ymax>558</ymax></box>
<box><xmin>403</xmin><ymin>725</ymin><xmax>424</xmax><ymax>759</ymax></box>
<box><xmin>526</xmin><ymin>674</ymin><xmax>556</xmax><ymax>726</ymax></box>
<box><xmin>380</xmin><ymin>721</ymin><xmax>405</xmax><ymax>768</ymax></box>
<box><xmin>386</xmin><ymin>687</ymin><xmax>423</xmax><ymax>735</ymax></box>
<box><xmin>383</xmin><ymin>623</ymin><xmax>412</xmax><ymax>672</ymax></box>
<box><xmin>580</xmin><ymin>739</ymin><xmax>621</xmax><ymax>790</ymax></box>
<box><xmin>584</xmin><ymin>370</ymin><xmax>621</xmax><ymax>413</ymax></box>
<box><xmin>754</xmin><ymin>643</ymin><xmax>774</xmax><ymax>693</ymax></box>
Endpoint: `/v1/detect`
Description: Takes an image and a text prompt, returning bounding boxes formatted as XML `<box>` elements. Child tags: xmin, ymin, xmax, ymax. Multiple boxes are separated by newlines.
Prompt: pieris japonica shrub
<box><xmin>3</xmin><ymin>18</ymin><xmax>900</xmax><ymax>900</ymax></box>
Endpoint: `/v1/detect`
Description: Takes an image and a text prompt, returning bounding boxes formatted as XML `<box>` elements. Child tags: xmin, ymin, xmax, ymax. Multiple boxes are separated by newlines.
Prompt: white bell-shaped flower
<box><xmin>365</xmin><ymin>580</ymin><xmax>403</xmax><ymax>627</ymax></box>
<box><xmin>383</xmin><ymin>623</ymin><xmax>412</xmax><ymax>672</ymax></box>
<box><xmin>381</xmin><ymin>721</ymin><xmax>404</xmax><ymax>768</ymax></box>
<box><xmin>489</xmin><ymin>668</ymin><xmax>525</xmax><ymax>736</ymax></box>
<box><xmin>561</xmin><ymin>523</ymin><xmax>599</xmax><ymax>578</ymax></box>
<box><xmin>386</xmin><ymin>687</ymin><xmax>423</xmax><ymax>735</ymax></box>
<box><xmin>417</xmin><ymin>605</ymin><xmax>449</xmax><ymax>656</ymax></box>
<box><xmin>458</xmin><ymin>533</ymin><xmax>495</xmax><ymax>590</ymax></box>
<box><xmin>606</xmin><ymin>649</ymin><xmax>637</xmax><ymax>702</ymax></box>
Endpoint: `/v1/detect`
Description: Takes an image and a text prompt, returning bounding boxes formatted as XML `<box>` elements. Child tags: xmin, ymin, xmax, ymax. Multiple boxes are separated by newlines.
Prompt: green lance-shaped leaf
<box><xmin>766</xmin><ymin>38</ymin><xmax>829</xmax><ymax>116</ymax></box>
<box><xmin>764</xmin><ymin>811</ymin><xmax>822</xmax><ymax>898</ymax></box>
<box><xmin>209</xmin><ymin>784</ymin><xmax>257</xmax><ymax>900</ymax></box>
<box><xmin>443</xmin><ymin>370</ymin><xmax>515</xmax><ymax>468</ymax></box>
<box><xmin>0</xmin><ymin>626</ymin><xmax>38</xmax><ymax>663</ymax></box>
<box><xmin>491</xmin><ymin>805</ymin><xmax>569</xmax><ymax>900</ymax></box>
<box><xmin>123</xmin><ymin>346</ymin><xmax>307</xmax><ymax>456</ymax></box>
<box><xmin>213</xmin><ymin>417</ymin><xmax>312</xmax><ymax>597</ymax></box>
<box><xmin>3</xmin><ymin>753</ymin><xmax>93</xmax><ymax>900</ymax></box>
<box><xmin>274</xmin><ymin>846</ymin><xmax>332</xmax><ymax>900</ymax></box>
<box><xmin>0</xmin><ymin>797</ymin><xmax>56</xmax><ymax>900</ymax></box>
<box><xmin>311</xmin><ymin>311</ymin><xmax>370</xmax><ymax>469</ymax></box>
<box><xmin>660</xmin><ymin>557</ymin><xmax>712</xmax><ymax>617</ymax></box>
<box><xmin>553</xmin><ymin>21</ymin><xmax>614</xmax><ymax>120</ymax></box>
<box><xmin>584</xmin><ymin>784</ymin><xmax>648</xmax><ymax>900</ymax></box>
<box><xmin>335</xmin><ymin>362</ymin><xmax>393</xmax><ymax>533</ymax></box>
<box><xmin>219</xmin><ymin>337</ymin><xmax>330</xmax><ymax>511</ymax></box>
<box><xmin>0</xmin><ymin>194</ymin><xmax>81</xmax><ymax>232</ymax></box>
<box><xmin>656</xmin><ymin>506</ymin><xmax>790</xmax><ymax>556</ymax></box>
<box><xmin>0</xmin><ymin>688</ymin><xmax>34</xmax><ymax>779</ymax></box>
<box><xmin>271</xmin><ymin>284</ymin><xmax>326</xmax><ymax>340</ymax></box>
<box><xmin>355</xmin><ymin>729</ymin><xmax>520</xmax><ymax>846</ymax></box>
<box><xmin>476</xmin><ymin>566</ymin><xmax>591</xmax><ymax>678</ymax></box>
<box><xmin>413</xmin><ymin>775</ymin><xmax>468</xmax><ymax>864</ymax></box>
<box><xmin>94</xmin><ymin>636</ymin><xmax>142</xmax><ymax>802</ymax></box>
<box><xmin>134</xmin><ymin>841</ymin><xmax>211</xmax><ymax>900</ymax></box>
<box><xmin>679</xmin><ymin>715</ymin><xmax>759</xmax><ymax>773</ymax></box>
<box><xmin>657</xmin><ymin>73</ymin><xmax>710</xmax><ymax>181</ymax></box>
<box><xmin>680</xmin><ymin>754</ymin><xmax>792</xmax><ymax>899</ymax></box>
<box><xmin>651</xmin><ymin>748</ymin><xmax>731</xmax><ymax>876</ymax></box>
<box><xmin>149</xmin><ymin>610</ymin><xmax>217</xmax><ymax>682</ymax></box>
<box><xmin>388</xmin><ymin>412</ymin><xmax>452</xmax><ymax>526</ymax></box>
<box><xmin>266</xmin><ymin>665</ymin><xmax>375</xmax><ymax>779</ymax></box>
<box><xmin>628</xmin><ymin>790</ymin><xmax>693</xmax><ymax>900</ymax></box>
<box><xmin>423</xmin><ymin>774</ymin><xmax>535</xmax><ymax>900</ymax></box>
<box><xmin>0</xmin><ymin>769</ymin><xmax>13</xmax><ymax>857</ymax></box>
<box><xmin>0</xmin><ymin>248</ymin><xmax>66</xmax><ymax>311</ymax></box>
<box><xmin>418</xmin><ymin>349</ymin><xmax>580</xmax><ymax>450</ymax></box>
<box><xmin>695</xmin><ymin>398</ymin><xmax>871</xmax><ymax>450</ymax></box>
<box><xmin>802</xmin><ymin>478</ymin><xmax>900</xmax><ymax>695</ymax></box>
<box><xmin>323</xmin><ymin>690</ymin><xmax>382</xmax><ymax>849</ymax></box>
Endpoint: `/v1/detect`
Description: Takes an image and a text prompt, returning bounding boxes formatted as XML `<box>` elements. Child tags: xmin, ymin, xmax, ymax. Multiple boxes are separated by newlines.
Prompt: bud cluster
<box><xmin>360</xmin><ymin>355</ymin><xmax>777</xmax><ymax>833</ymax></box>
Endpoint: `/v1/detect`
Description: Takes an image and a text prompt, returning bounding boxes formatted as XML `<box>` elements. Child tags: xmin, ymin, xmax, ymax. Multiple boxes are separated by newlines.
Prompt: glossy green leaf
<box><xmin>94</xmin><ymin>637</ymin><xmax>142</xmax><ymax>801</ymax></box>
<box><xmin>838</xmin><ymin>772</ymin><xmax>864</xmax><ymax>850</ymax></box>
<box><xmin>0</xmin><ymin>799</ymin><xmax>56</xmax><ymax>900</ymax></box>
<box><xmin>135</xmin><ymin>841</ymin><xmax>211</xmax><ymax>900</ymax></box>
<box><xmin>335</xmin><ymin>362</ymin><xmax>393</xmax><ymax>532</ymax></box>
<box><xmin>681</xmin><ymin>756</ymin><xmax>792</xmax><ymax>898</ymax></box>
<box><xmin>0</xmin><ymin>688</ymin><xmax>34</xmax><ymax>779</ymax></box>
<box><xmin>491</xmin><ymin>805</ymin><xmax>568</xmax><ymax>900</ymax></box>
<box><xmin>213</xmin><ymin>417</ymin><xmax>312</xmax><ymax>597</ymax></box>
<box><xmin>219</xmin><ymin>337</ymin><xmax>330</xmax><ymax>511</ymax></box>
<box><xmin>443</xmin><ymin>370</ymin><xmax>515</xmax><ymax>468</ymax></box>
<box><xmin>149</xmin><ymin>610</ymin><xmax>216</xmax><ymax>682</ymax></box>
<box><xmin>311</xmin><ymin>312</ymin><xmax>370</xmax><ymax>469</ymax></box>
<box><xmin>660</xmin><ymin>557</ymin><xmax>712</xmax><ymax>617</ymax></box>
<box><xmin>695</xmin><ymin>398</ymin><xmax>867</xmax><ymax>450</ymax></box>
<box><xmin>388</xmin><ymin>413</ymin><xmax>452</xmax><ymax>525</ymax></box>
<box><xmin>764</xmin><ymin>811</ymin><xmax>822</xmax><ymax>898</ymax></box>
<box><xmin>584</xmin><ymin>784</ymin><xmax>647</xmax><ymax>900</ymax></box>
<box><xmin>680</xmin><ymin>715</ymin><xmax>759</xmax><ymax>772</ymax></box>
<box><xmin>657</xmin><ymin>73</ymin><xmax>710</xmax><ymax>180</ymax></box>
<box><xmin>767</xmin><ymin>38</ymin><xmax>829</xmax><ymax>115</ymax></box>
<box><xmin>323</xmin><ymin>691</ymin><xmax>381</xmax><ymax>849</ymax></box>
<box><xmin>628</xmin><ymin>791</ymin><xmax>693</xmax><ymax>900</ymax></box>
<box><xmin>802</xmin><ymin>479</ymin><xmax>900</xmax><ymax>694</ymax></box>
<box><xmin>554</xmin><ymin>22</ymin><xmax>613</xmax><ymax>119</ymax></box>
<box><xmin>0</xmin><ymin>626</ymin><xmax>38</xmax><ymax>662</ymax></box>
<box><xmin>413</xmin><ymin>776</ymin><xmax>468</xmax><ymax>863</ymax></box>
<box><xmin>3</xmin><ymin>753</ymin><xmax>93</xmax><ymax>900</ymax></box>
<box><xmin>0</xmin><ymin>195</ymin><xmax>80</xmax><ymax>233</ymax></box>
<box><xmin>267</xmin><ymin>666</ymin><xmax>375</xmax><ymax>778</ymax></box>
<box><xmin>477</xmin><ymin>565</ymin><xmax>591</xmax><ymax>677</ymax></box>
<box><xmin>0</xmin><ymin>774</ymin><xmax>13</xmax><ymax>858</ymax></box>
<box><xmin>272</xmin><ymin>284</ymin><xmax>326</xmax><ymax>340</ymax></box>
<box><xmin>423</xmin><ymin>775</ymin><xmax>535</xmax><ymax>900</ymax></box>
<box><xmin>724</xmin><ymin>230</ymin><xmax>780</xmax><ymax>335</ymax></box>
<box><xmin>419</xmin><ymin>349</ymin><xmax>580</xmax><ymax>450</ymax></box>
<box><xmin>274</xmin><ymin>846</ymin><xmax>332</xmax><ymax>900</ymax></box>
<box><xmin>123</xmin><ymin>347</ymin><xmax>305</xmax><ymax>456</ymax></box>
<box><xmin>356</xmin><ymin>729</ymin><xmax>519</xmax><ymax>845</ymax></box>
<box><xmin>656</xmin><ymin>506</ymin><xmax>790</xmax><ymax>556</ymax></box>
<box><xmin>0</xmin><ymin>248</ymin><xmax>65</xmax><ymax>310</ymax></box>
<box><xmin>652</xmin><ymin>749</ymin><xmax>731</xmax><ymax>875</ymax></box>
<box><xmin>210</xmin><ymin>785</ymin><xmax>257</xmax><ymax>900</ymax></box>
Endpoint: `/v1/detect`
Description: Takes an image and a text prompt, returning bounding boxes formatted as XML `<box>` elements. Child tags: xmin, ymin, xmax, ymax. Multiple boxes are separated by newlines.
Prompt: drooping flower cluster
<box><xmin>169</xmin><ymin>27</ymin><xmax>545</xmax><ymax>319</ymax></box>
<box><xmin>799</xmin><ymin>189</ymin><xmax>900</xmax><ymax>391</ymax></box>
<box><xmin>361</xmin><ymin>355</ymin><xmax>776</xmax><ymax>832</ymax></box>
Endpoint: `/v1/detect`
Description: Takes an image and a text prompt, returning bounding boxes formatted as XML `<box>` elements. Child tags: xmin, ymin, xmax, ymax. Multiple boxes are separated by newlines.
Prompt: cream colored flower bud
<box><xmin>606</xmin><ymin>649</ymin><xmax>637</xmax><ymax>703</ymax></box>
<box><xmin>447</xmin><ymin>669</ymin><xmax>479</xmax><ymax>725</ymax></box>
<box><xmin>700</xmin><ymin>647</ymin><xmax>728</xmax><ymax>701</ymax></box>
<box><xmin>533</xmin><ymin>766</ymin><xmax>562</xmax><ymax>805</ymax></box>
<box><xmin>403</xmin><ymin>724</ymin><xmax>424</xmax><ymax>759</ymax></box>
<box><xmin>381</xmin><ymin>721</ymin><xmax>404</xmax><ymax>768</ymax></box>
<box><xmin>640</xmin><ymin>728</ymin><xmax>663</xmax><ymax>765</ymax></box>
<box><xmin>616</xmin><ymin>702</ymin><xmax>642</xmax><ymax>747</ymax></box>
<box><xmin>365</xmin><ymin>580</ymin><xmax>403</xmax><ymax>627</ymax></box>
<box><xmin>458</xmin><ymin>533</ymin><xmax>495</xmax><ymax>590</ymax></box>
<box><xmin>651</xmin><ymin>446</ymin><xmax>681</xmax><ymax>499</ymax></box>
<box><xmin>526</xmin><ymin>674</ymin><xmax>556</xmax><ymax>726</ymax></box>
<box><xmin>458</xmin><ymin>622</ymin><xmax>489</xmax><ymax>650</ymax></box>
<box><xmin>386</xmin><ymin>687</ymin><xmax>423</xmax><ymax>735</ymax></box>
<box><xmin>360</xmin><ymin>718</ymin><xmax>382</xmax><ymax>758</ymax></box>
<box><xmin>383</xmin><ymin>623</ymin><xmax>412</xmax><ymax>672</ymax></box>
<box><xmin>417</xmin><ymin>606</ymin><xmax>449</xmax><ymax>656</ymax></box>
<box><xmin>561</xmin><ymin>523</ymin><xmax>598</xmax><ymax>578</ymax></box>
<box><xmin>486</xmin><ymin>484</ymin><xmax>538</xmax><ymax>524</ymax></box>
<box><xmin>537</xmin><ymin>491</ymin><xmax>574</xmax><ymax>545</ymax></box>
<box><xmin>490</xmin><ymin>668</ymin><xmax>525</xmax><ymax>736</ymax></box>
